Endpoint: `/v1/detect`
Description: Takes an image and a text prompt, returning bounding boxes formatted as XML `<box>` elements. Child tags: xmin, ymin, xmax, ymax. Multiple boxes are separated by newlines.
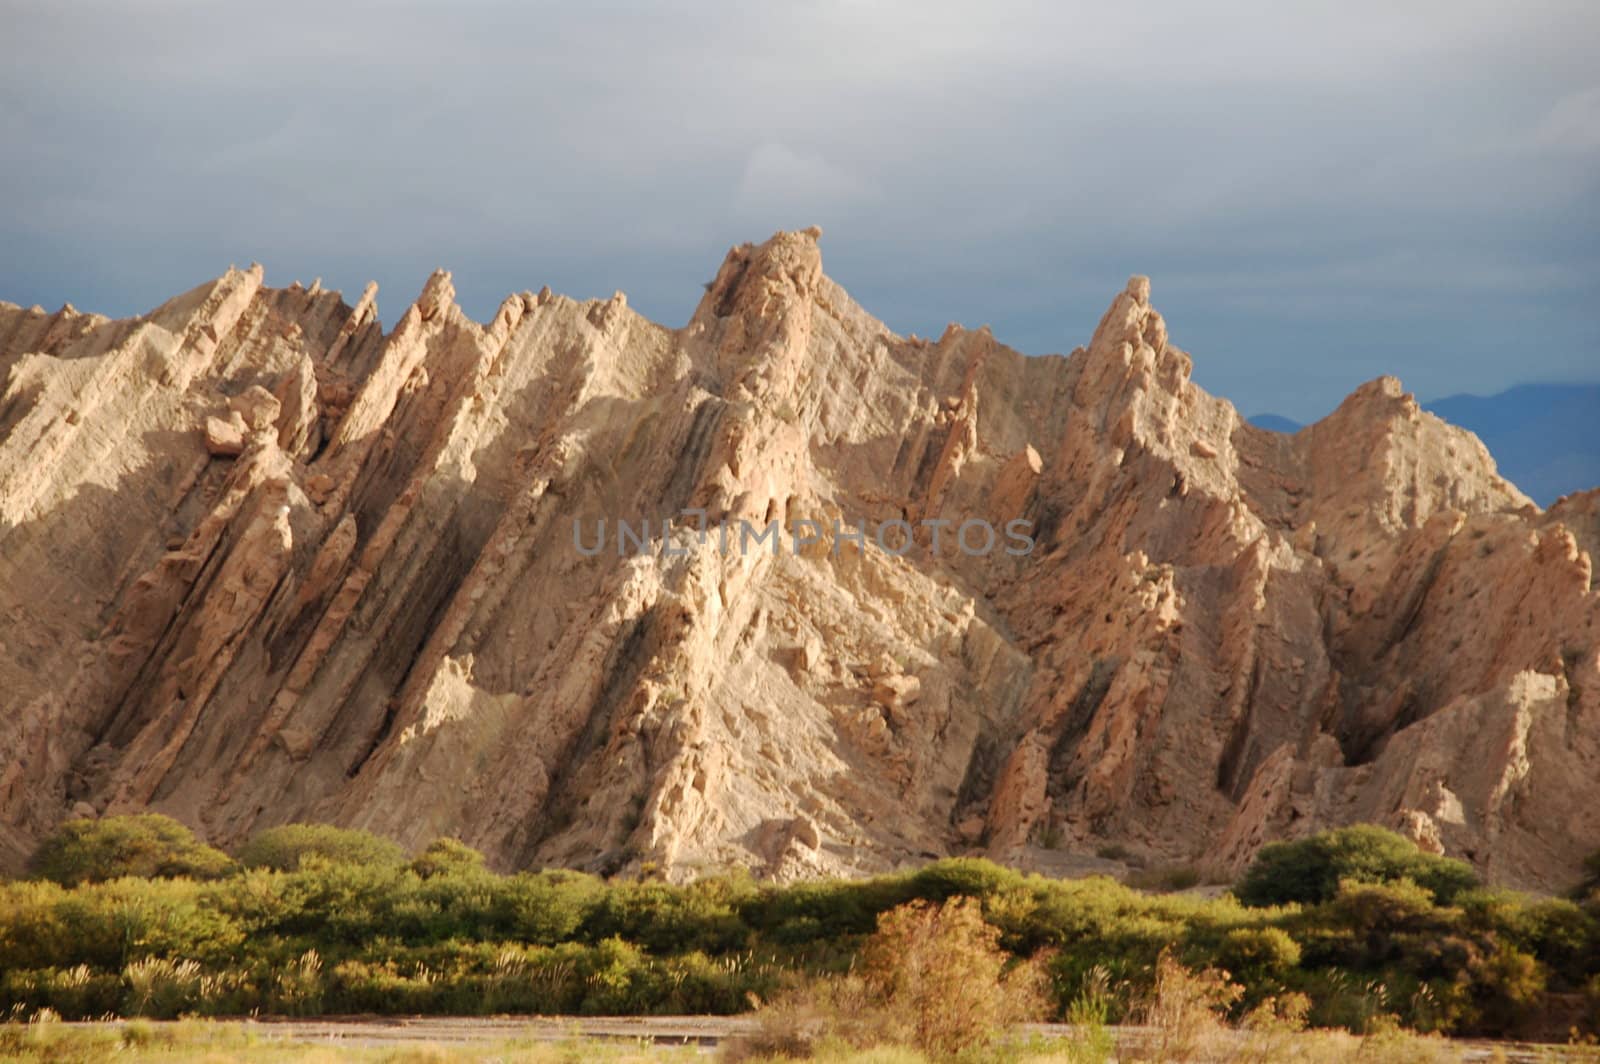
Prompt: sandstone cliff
<box><xmin>1</xmin><ymin>230</ymin><xmax>1596</xmax><ymax>890</ymax></box>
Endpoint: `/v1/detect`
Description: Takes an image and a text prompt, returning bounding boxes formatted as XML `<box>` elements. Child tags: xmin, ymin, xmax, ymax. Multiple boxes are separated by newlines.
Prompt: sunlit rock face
<box><xmin>1</xmin><ymin>229</ymin><xmax>1595</xmax><ymax>889</ymax></box>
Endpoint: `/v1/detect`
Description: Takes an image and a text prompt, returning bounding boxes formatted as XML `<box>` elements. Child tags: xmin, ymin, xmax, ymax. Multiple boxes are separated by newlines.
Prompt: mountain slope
<box><xmin>1252</xmin><ymin>382</ymin><xmax>1600</xmax><ymax>507</ymax></box>
<box><xmin>1425</xmin><ymin>384</ymin><xmax>1600</xmax><ymax>507</ymax></box>
<box><xmin>2</xmin><ymin>230</ymin><xmax>1597</xmax><ymax>890</ymax></box>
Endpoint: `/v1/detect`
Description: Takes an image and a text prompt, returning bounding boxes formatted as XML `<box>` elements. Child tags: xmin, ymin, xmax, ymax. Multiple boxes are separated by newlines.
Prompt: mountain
<box><xmin>1425</xmin><ymin>384</ymin><xmax>1600</xmax><ymax>507</ymax></box>
<box><xmin>1251</xmin><ymin>383</ymin><xmax>1600</xmax><ymax>507</ymax></box>
<box><xmin>1245</xmin><ymin>413</ymin><xmax>1302</xmax><ymax>435</ymax></box>
<box><xmin>2</xmin><ymin>229</ymin><xmax>1597</xmax><ymax>890</ymax></box>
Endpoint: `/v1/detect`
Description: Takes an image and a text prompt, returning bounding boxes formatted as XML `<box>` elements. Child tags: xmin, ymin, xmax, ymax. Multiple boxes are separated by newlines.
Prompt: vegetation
<box><xmin>731</xmin><ymin>896</ymin><xmax>1051</xmax><ymax>1060</ymax></box>
<box><xmin>1233</xmin><ymin>825</ymin><xmax>1478</xmax><ymax>907</ymax></box>
<box><xmin>235</xmin><ymin>823</ymin><xmax>407</xmax><ymax>872</ymax></box>
<box><xmin>1</xmin><ymin>818</ymin><xmax>1597</xmax><ymax>1049</ymax></box>
<box><xmin>26</xmin><ymin>814</ymin><xmax>233</xmax><ymax>887</ymax></box>
<box><xmin>0</xmin><ymin>1018</ymin><xmax>709</xmax><ymax>1062</ymax></box>
<box><xmin>1577</xmin><ymin>850</ymin><xmax>1600</xmax><ymax>903</ymax></box>
<box><xmin>0</xmin><ymin>1018</ymin><xmax>1573</xmax><ymax>1064</ymax></box>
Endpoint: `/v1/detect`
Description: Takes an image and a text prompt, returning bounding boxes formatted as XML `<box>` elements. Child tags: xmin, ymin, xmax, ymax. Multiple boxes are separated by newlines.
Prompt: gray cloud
<box><xmin>1</xmin><ymin>0</ymin><xmax>1595</xmax><ymax>421</ymax></box>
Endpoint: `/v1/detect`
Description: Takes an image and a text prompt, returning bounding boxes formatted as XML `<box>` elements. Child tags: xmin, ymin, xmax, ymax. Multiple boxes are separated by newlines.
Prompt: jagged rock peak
<box><xmin>0</xmin><ymin>234</ymin><xmax>1593</xmax><ymax>893</ymax></box>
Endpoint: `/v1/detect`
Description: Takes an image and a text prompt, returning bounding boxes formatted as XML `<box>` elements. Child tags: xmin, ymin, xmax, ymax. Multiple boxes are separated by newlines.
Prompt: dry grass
<box><xmin>1</xmin><ymin>1018</ymin><xmax>1596</xmax><ymax>1063</ymax></box>
<box><xmin>0</xmin><ymin>1018</ymin><xmax>703</xmax><ymax>1062</ymax></box>
<box><xmin>725</xmin><ymin>896</ymin><xmax>1050</xmax><ymax>1061</ymax></box>
<box><xmin>721</xmin><ymin>916</ymin><xmax>1600</xmax><ymax>1062</ymax></box>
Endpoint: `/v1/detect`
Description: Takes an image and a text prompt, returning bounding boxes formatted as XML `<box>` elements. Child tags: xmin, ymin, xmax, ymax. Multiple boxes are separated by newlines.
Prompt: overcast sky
<box><xmin>2</xmin><ymin>0</ymin><xmax>1596</xmax><ymax>421</ymax></box>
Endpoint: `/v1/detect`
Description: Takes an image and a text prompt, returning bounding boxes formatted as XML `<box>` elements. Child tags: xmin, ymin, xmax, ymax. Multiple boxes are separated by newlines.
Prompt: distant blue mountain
<box><xmin>1425</xmin><ymin>384</ymin><xmax>1600</xmax><ymax>507</ymax></box>
<box><xmin>1247</xmin><ymin>413</ymin><xmax>1302</xmax><ymax>434</ymax></box>
<box><xmin>1249</xmin><ymin>383</ymin><xmax>1600</xmax><ymax>507</ymax></box>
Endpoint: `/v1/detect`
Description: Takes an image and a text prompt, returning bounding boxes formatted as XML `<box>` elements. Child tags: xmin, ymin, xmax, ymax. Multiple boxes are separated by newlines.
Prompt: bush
<box><xmin>1521</xmin><ymin>897</ymin><xmax>1600</xmax><ymax>986</ymax></box>
<box><xmin>27</xmin><ymin>815</ymin><xmax>233</xmax><ymax>887</ymax></box>
<box><xmin>0</xmin><ymin>825</ymin><xmax>1594</xmax><ymax>1039</ymax></box>
<box><xmin>1471</xmin><ymin>944</ymin><xmax>1547</xmax><ymax>1037</ymax></box>
<box><xmin>1217</xmin><ymin>925</ymin><xmax>1302</xmax><ymax>984</ymax></box>
<box><xmin>409</xmin><ymin>838</ymin><xmax>488</xmax><ymax>880</ymax></box>
<box><xmin>1235</xmin><ymin>825</ymin><xmax>1478</xmax><ymax>908</ymax></box>
<box><xmin>236</xmin><ymin>824</ymin><xmax>405</xmax><ymax>872</ymax></box>
<box><xmin>726</xmin><ymin>972</ymin><xmax>882</xmax><ymax>1061</ymax></box>
<box><xmin>488</xmin><ymin>869</ymin><xmax>605</xmax><ymax>945</ymax></box>
<box><xmin>905</xmin><ymin>857</ymin><xmax>1025</xmax><ymax>902</ymax></box>
<box><xmin>862</xmin><ymin>896</ymin><xmax>1050</xmax><ymax>1057</ymax></box>
<box><xmin>1576</xmin><ymin>850</ymin><xmax>1600</xmax><ymax>902</ymax></box>
<box><xmin>0</xmin><ymin>876</ymin><xmax>244</xmax><ymax>971</ymax></box>
<box><xmin>1008</xmin><ymin>875</ymin><xmax>1193</xmax><ymax>996</ymax></box>
<box><xmin>245</xmin><ymin>860</ymin><xmax>410</xmax><ymax>944</ymax></box>
<box><xmin>582</xmin><ymin>874</ymin><xmax>754</xmax><ymax>954</ymax></box>
<box><xmin>743</xmin><ymin>874</ymin><xmax>915</xmax><ymax>945</ymax></box>
<box><xmin>1138</xmin><ymin>949</ymin><xmax>1243</xmax><ymax>1061</ymax></box>
<box><xmin>735</xmin><ymin>896</ymin><xmax>1049</xmax><ymax>1060</ymax></box>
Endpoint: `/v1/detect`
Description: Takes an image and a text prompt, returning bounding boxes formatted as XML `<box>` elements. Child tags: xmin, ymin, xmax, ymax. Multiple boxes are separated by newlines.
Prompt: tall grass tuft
<box><xmin>122</xmin><ymin>957</ymin><xmax>202</xmax><ymax>1018</ymax></box>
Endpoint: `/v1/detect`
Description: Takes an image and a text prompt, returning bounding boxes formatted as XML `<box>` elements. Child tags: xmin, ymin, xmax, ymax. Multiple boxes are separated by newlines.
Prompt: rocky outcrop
<box><xmin>1</xmin><ymin>231</ymin><xmax>1595</xmax><ymax>890</ymax></box>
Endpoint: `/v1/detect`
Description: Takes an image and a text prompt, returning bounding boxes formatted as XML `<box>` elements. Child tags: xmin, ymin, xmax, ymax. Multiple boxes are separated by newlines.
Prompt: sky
<box><xmin>1</xmin><ymin>0</ymin><xmax>1596</xmax><ymax>422</ymax></box>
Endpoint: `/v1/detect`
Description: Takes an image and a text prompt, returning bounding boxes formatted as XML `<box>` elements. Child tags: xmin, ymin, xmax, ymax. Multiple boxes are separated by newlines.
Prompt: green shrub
<box><xmin>1235</xmin><ymin>825</ymin><xmax>1478</xmax><ymax>907</ymax></box>
<box><xmin>1217</xmin><ymin>925</ymin><xmax>1302</xmax><ymax>984</ymax></box>
<box><xmin>236</xmin><ymin>823</ymin><xmax>406</xmax><ymax>871</ymax></box>
<box><xmin>27</xmin><ymin>814</ymin><xmax>233</xmax><ymax>887</ymax></box>
<box><xmin>905</xmin><ymin>857</ymin><xmax>1025</xmax><ymax>902</ymax></box>
<box><xmin>410</xmin><ymin>838</ymin><xmax>488</xmax><ymax>880</ymax></box>
<box><xmin>1576</xmin><ymin>850</ymin><xmax>1600</xmax><ymax>902</ymax></box>
<box><xmin>0</xmin><ymin>876</ymin><xmax>243</xmax><ymax>971</ymax></box>
<box><xmin>326</xmin><ymin>956</ymin><xmax>446</xmax><ymax>1014</ymax></box>
<box><xmin>1521</xmin><ymin>897</ymin><xmax>1600</xmax><ymax>986</ymax></box>
<box><xmin>1006</xmin><ymin>874</ymin><xmax>1191</xmax><ymax>983</ymax></box>
<box><xmin>1470</xmin><ymin>943</ymin><xmax>1547</xmax><ymax>1036</ymax></box>
<box><xmin>582</xmin><ymin>874</ymin><xmax>755</xmax><ymax>954</ymax></box>
<box><xmin>0</xmin><ymin>824</ymin><xmax>1593</xmax><ymax>1039</ymax></box>
<box><xmin>1292</xmin><ymin>877</ymin><xmax>1455</xmax><ymax>973</ymax></box>
<box><xmin>572</xmin><ymin>936</ymin><xmax>651</xmax><ymax>1014</ymax></box>
<box><xmin>248</xmin><ymin>860</ymin><xmax>411</xmax><ymax>944</ymax></box>
<box><xmin>488</xmin><ymin>869</ymin><xmax>605</xmax><ymax>945</ymax></box>
<box><xmin>743</xmin><ymin>873</ymin><xmax>915</xmax><ymax>945</ymax></box>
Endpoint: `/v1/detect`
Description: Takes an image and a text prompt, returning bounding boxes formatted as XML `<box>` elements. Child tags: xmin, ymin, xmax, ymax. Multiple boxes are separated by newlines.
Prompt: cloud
<box><xmin>0</xmin><ymin>0</ymin><xmax>1596</xmax><ymax>423</ymax></box>
<box><xmin>1532</xmin><ymin>86</ymin><xmax>1600</xmax><ymax>153</ymax></box>
<box><xmin>733</xmin><ymin>143</ymin><xmax>868</xmax><ymax>219</ymax></box>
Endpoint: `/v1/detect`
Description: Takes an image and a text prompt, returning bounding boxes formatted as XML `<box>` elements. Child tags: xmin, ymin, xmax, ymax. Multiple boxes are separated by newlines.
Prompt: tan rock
<box><xmin>304</xmin><ymin>474</ymin><xmax>337</xmax><ymax>505</ymax></box>
<box><xmin>0</xmin><ymin>230</ymin><xmax>1593</xmax><ymax>893</ymax></box>
<box><xmin>228</xmin><ymin>384</ymin><xmax>282</xmax><ymax>432</ymax></box>
<box><xmin>204</xmin><ymin>413</ymin><xmax>246</xmax><ymax>456</ymax></box>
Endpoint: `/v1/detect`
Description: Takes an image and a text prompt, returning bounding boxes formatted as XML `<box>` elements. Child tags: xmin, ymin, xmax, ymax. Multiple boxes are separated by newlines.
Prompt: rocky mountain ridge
<box><xmin>2</xmin><ymin>229</ymin><xmax>1596</xmax><ymax>889</ymax></box>
<box><xmin>1252</xmin><ymin>383</ymin><xmax>1600</xmax><ymax>508</ymax></box>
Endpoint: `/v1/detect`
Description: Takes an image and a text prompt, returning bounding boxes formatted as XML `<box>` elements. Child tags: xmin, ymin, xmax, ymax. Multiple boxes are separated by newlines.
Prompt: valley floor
<box><xmin>3</xmin><ymin>1018</ymin><xmax>1598</xmax><ymax>1063</ymax></box>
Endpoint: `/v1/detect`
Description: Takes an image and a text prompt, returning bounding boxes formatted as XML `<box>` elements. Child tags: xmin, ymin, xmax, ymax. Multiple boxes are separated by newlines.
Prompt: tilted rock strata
<box><xmin>0</xmin><ymin>230</ymin><xmax>1595</xmax><ymax>889</ymax></box>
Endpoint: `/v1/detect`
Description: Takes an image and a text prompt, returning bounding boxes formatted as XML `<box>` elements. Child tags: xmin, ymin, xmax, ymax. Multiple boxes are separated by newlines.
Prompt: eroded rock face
<box><xmin>1</xmin><ymin>231</ymin><xmax>1595</xmax><ymax>889</ymax></box>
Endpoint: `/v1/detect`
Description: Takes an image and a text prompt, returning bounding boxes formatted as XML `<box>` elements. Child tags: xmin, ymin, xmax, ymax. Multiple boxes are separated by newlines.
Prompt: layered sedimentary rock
<box><xmin>1</xmin><ymin>230</ymin><xmax>1595</xmax><ymax>890</ymax></box>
